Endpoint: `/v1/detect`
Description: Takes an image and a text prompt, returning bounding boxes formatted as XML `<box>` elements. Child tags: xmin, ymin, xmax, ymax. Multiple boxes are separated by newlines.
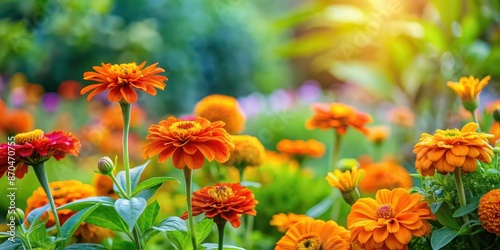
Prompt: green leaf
<box><xmin>201</xmin><ymin>243</ymin><xmax>245</xmax><ymax>250</ymax></box>
<box><xmin>115</xmin><ymin>161</ymin><xmax>150</xmax><ymax>192</ymax></box>
<box><xmin>132</xmin><ymin>176</ymin><xmax>178</xmax><ymax>196</ymax></box>
<box><xmin>57</xmin><ymin>196</ymin><xmax>115</xmax><ymax>211</ymax></box>
<box><xmin>166</xmin><ymin>230</ymin><xmax>191</xmax><ymax>250</ymax></box>
<box><xmin>152</xmin><ymin>216</ymin><xmax>188</xmax><ymax>232</ymax></box>
<box><xmin>27</xmin><ymin>221</ymin><xmax>47</xmax><ymax>243</ymax></box>
<box><xmin>306</xmin><ymin>196</ymin><xmax>333</xmax><ymax>218</ymax></box>
<box><xmin>0</xmin><ymin>237</ymin><xmax>24</xmax><ymax>250</ymax></box>
<box><xmin>107</xmin><ymin>239</ymin><xmax>136</xmax><ymax>250</ymax></box>
<box><xmin>26</xmin><ymin>204</ymin><xmax>50</xmax><ymax>225</ymax></box>
<box><xmin>240</xmin><ymin>181</ymin><xmax>261</xmax><ymax>188</ymax></box>
<box><xmin>114</xmin><ymin>197</ymin><xmax>147</xmax><ymax>232</ymax></box>
<box><xmin>431</xmin><ymin>227</ymin><xmax>460</xmax><ymax>250</ymax></box>
<box><xmin>195</xmin><ymin>218</ymin><xmax>214</xmax><ymax>245</ymax></box>
<box><xmin>136</xmin><ymin>185</ymin><xmax>161</xmax><ymax>201</ymax></box>
<box><xmin>65</xmin><ymin>243</ymin><xmax>109</xmax><ymax>249</ymax></box>
<box><xmin>61</xmin><ymin>203</ymin><xmax>101</xmax><ymax>246</ymax></box>
<box><xmin>84</xmin><ymin>206</ymin><xmax>129</xmax><ymax>232</ymax></box>
<box><xmin>453</xmin><ymin>201</ymin><xmax>479</xmax><ymax>218</ymax></box>
<box><xmin>435</xmin><ymin>202</ymin><xmax>460</xmax><ymax>230</ymax></box>
<box><xmin>430</xmin><ymin>201</ymin><xmax>443</xmax><ymax>214</ymax></box>
<box><xmin>137</xmin><ymin>200</ymin><xmax>160</xmax><ymax>234</ymax></box>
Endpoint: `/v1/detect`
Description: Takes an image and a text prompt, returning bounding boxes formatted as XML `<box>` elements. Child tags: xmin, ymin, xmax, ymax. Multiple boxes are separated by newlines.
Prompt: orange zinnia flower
<box><xmin>0</xmin><ymin>110</ymin><xmax>35</xmax><ymax>135</ymax></box>
<box><xmin>222</xmin><ymin>135</ymin><xmax>266</xmax><ymax>168</ymax></box>
<box><xmin>0</xmin><ymin>129</ymin><xmax>80</xmax><ymax>179</ymax></box>
<box><xmin>270</xmin><ymin>213</ymin><xmax>314</xmax><ymax>233</ymax></box>
<box><xmin>142</xmin><ymin>117</ymin><xmax>234</xmax><ymax>170</ymax></box>
<box><xmin>366</xmin><ymin>125</ymin><xmax>390</xmax><ymax>145</ymax></box>
<box><xmin>276</xmin><ymin>139</ymin><xmax>326</xmax><ymax>158</ymax></box>
<box><xmin>306</xmin><ymin>103</ymin><xmax>372</xmax><ymax>135</ymax></box>
<box><xmin>194</xmin><ymin>94</ymin><xmax>246</xmax><ymax>134</ymax></box>
<box><xmin>81</xmin><ymin>61</ymin><xmax>168</xmax><ymax>103</ymax></box>
<box><xmin>478</xmin><ymin>189</ymin><xmax>500</xmax><ymax>236</ymax></box>
<box><xmin>447</xmin><ymin>75</ymin><xmax>490</xmax><ymax>105</ymax></box>
<box><xmin>413</xmin><ymin>122</ymin><xmax>494</xmax><ymax>176</ymax></box>
<box><xmin>348</xmin><ymin>188</ymin><xmax>435</xmax><ymax>250</ymax></box>
<box><xmin>180</xmin><ymin>183</ymin><xmax>258</xmax><ymax>228</ymax></box>
<box><xmin>489</xmin><ymin>121</ymin><xmax>500</xmax><ymax>145</ymax></box>
<box><xmin>25</xmin><ymin>180</ymin><xmax>114</xmax><ymax>243</ymax></box>
<box><xmin>275</xmin><ymin>219</ymin><xmax>351</xmax><ymax>250</ymax></box>
<box><xmin>358</xmin><ymin>159</ymin><xmax>412</xmax><ymax>193</ymax></box>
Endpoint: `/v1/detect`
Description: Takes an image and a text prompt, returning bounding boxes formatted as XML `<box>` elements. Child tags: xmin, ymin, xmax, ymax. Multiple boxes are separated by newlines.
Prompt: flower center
<box><xmin>15</xmin><ymin>129</ymin><xmax>44</xmax><ymax>144</ymax></box>
<box><xmin>443</xmin><ymin>129</ymin><xmax>460</xmax><ymax>138</ymax></box>
<box><xmin>169</xmin><ymin>121</ymin><xmax>203</xmax><ymax>134</ymax></box>
<box><xmin>207</xmin><ymin>185</ymin><xmax>234</xmax><ymax>203</ymax></box>
<box><xmin>110</xmin><ymin>63</ymin><xmax>139</xmax><ymax>76</ymax></box>
<box><xmin>297</xmin><ymin>234</ymin><xmax>322</xmax><ymax>250</ymax></box>
<box><xmin>376</xmin><ymin>204</ymin><xmax>394</xmax><ymax>219</ymax></box>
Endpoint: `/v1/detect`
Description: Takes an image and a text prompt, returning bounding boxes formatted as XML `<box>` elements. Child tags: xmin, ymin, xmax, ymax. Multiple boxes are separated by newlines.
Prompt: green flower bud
<box><xmin>338</xmin><ymin>158</ymin><xmax>359</xmax><ymax>172</ymax></box>
<box><xmin>463</xmin><ymin>100</ymin><xmax>478</xmax><ymax>113</ymax></box>
<box><xmin>341</xmin><ymin>188</ymin><xmax>361</xmax><ymax>206</ymax></box>
<box><xmin>493</xmin><ymin>147</ymin><xmax>500</xmax><ymax>154</ymax></box>
<box><xmin>97</xmin><ymin>156</ymin><xmax>115</xmax><ymax>175</ymax></box>
<box><xmin>6</xmin><ymin>207</ymin><xmax>25</xmax><ymax>222</ymax></box>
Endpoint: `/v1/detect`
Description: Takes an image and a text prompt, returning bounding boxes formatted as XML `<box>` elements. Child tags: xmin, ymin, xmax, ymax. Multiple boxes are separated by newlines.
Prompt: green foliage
<box><xmin>60</xmin><ymin>204</ymin><xmax>101</xmax><ymax>246</ymax></box>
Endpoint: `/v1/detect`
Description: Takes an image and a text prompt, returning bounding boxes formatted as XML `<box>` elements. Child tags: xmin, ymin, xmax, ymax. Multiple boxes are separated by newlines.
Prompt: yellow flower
<box><xmin>194</xmin><ymin>94</ymin><xmax>246</xmax><ymax>134</ymax></box>
<box><xmin>413</xmin><ymin>122</ymin><xmax>494</xmax><ymax>176</ymax></box>
<box><xmin>326</xmin><ymin>167</ymin><xmax>365</xmax><ymax>193</ymax></box>
<box><xmin>366</xmin><ymin>125</ymin><xmax>390</xmax><ymax>145</ymax></box>
<box><xmin>222</xmin><ymin>135</ymin><xmax>265</xmax><ymax>168</ymax></box>
<box><xmin>478</xmin><ymin>189</ymin><xmax>500</xmax><ymax>236</ymax></box>
<box><xmin>447</xmin><ymin>75</ymin><xmax>490</xmax><ymax>110</ymax></box>
<box><xmin>270</xmin><ymin>213</ymin><xmax>314</xmax><ymax>233</ymax></box>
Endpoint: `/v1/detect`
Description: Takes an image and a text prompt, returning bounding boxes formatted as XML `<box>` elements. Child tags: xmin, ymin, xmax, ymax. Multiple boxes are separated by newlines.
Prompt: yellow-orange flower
<box><xmin>359</xmin><ymin>160</ymin><xmax>412</xmax><ymax>193</ymax></box>
<box><xmin>275</xmin><ymin>219</ymin><xmax>351</xmax><ymax>250</ymax></box>
<box><xmin>326</xmin><ymin>166</ymin><xmax>365</xmax><ymax>193</ymax></box>
<box><xmin>366</xmin><ymin>126</ymin><xmax>390</xmax><ymax>145</ymax></box>
<box><xmin>276</xmin><ymin>139</ymin><xmax>326</xmax><ymax>158</ymax></box>
<box><xmin>93</xmin><ymin>174</ymin><xmax>118</xmax><ymax>199</ymax></box>
<box><xmin>478</xmin><ymin>189</ymin><xmax>500</xmax><ymax>236</ymax></box>
<box><xmin>447</xmin><ymin>75</ymin><xmax>490</xmax><ymax>104</ymax></box>
<box><xmin>194</xmin><ymin>94</ymin><xmax>246</xmax><ymax>134</ymax></box>
<box><xmin>100</xmin><ymin>103</ymin><xmax>146</xmax><ymax>131</ymax></box>
<box><xmin>270</xmin><ymin>213</ymin><xmax>314</xmax><ymax>233</ymax></box>
<box><xmin>222</xmin><ymin>135</ymin><xmax>265</xmax><ymax>168</ymax></box>
<box><xmin>387</xmin><ymin>106</ymin><xmax>415</xmax><ymax>128</ymax></box>
<box><xmin>181</xmin><ymin>183</ymin><xmax>258</xmax><ymax>228</ymax></box>
<box><xmin>81</xmin><ymin>61</ymin><xmax>168</xmax><ymax>103</ymax></box>
<box><xmin>25</xmin><ymin>180</ymin><xmax>114</xmax><ymax>243</ymax></box>
<box><xmin>306</xmin><ymin>103</ymin><xmax>372</xmax><ymax>135</ymax></box>
<box><xmin>413</xmin><ymin>122</ymin><xmax>494</xmax><ymax>176</ymax></box>
<box><xmin>348</xmin><ymin>188</ymin><xmax>435</xmax><ymax>250</ymax></box>
<box><xmin>489</xmin><ymin>121</ymin><xmax>500</xmax><ymax>145</ymax></box>
<box><xmin>143</xmin><ymin>117</ymin><xmax>234</xmax><ymax>170</ymax></box>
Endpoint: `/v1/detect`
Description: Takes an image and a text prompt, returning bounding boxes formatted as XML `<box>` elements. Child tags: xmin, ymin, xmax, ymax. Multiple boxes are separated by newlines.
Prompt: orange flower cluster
<box><xmin>358</xmin><ymin>159</ymin><xmax>412</xmax><ymax>193</ymax></box>
<box><xmin>413</xmin><ymin>122</ymin><xmax>494</xmax><ymax>176</ymax></box>
<box><xmin>270</xmin><ymin>213</ymin><xmax>314</xmax><ymax>233</ymax></box>
<box><xmin>0</xmin><ymin>129</ymin><xmax>80</xmax><ymax>179</ymax></box>
<box><xmin>81</xmin><ymin>61</ymin><xmax>168</xmax><ymax>103</ymax></box>
<box><xmin>143</xmin><ymin>117</ymin><xmax>234</xmax><ymax>170</ymax></box>
<box><xmin>181</xmin><ymin>183</ymin><xmax>258</xmax><ymax>228</ymax></box>
<box><xmin>25</xmin><ymin>180</ymin><xmax>114</xmax><ymax>243</ymax></box>
<box><xmin>194</xmin><ymin>94</ymin><xmax>246</xmax><ymax>134</ymax></box>
<box><xmin>306</xmin><ymin>103</ymin><xmax>372</xmax><ymax>135</ymax></box>
<box><xmin>276</xmin><ymin>139</ymin><xmax>326</xmax><ymax>158</ymax></box>
<box><xmin>478</xmin><ymin>189</ymin><xmax>500</xmax><ymax>236</ymax></box>
<box><xmin>276</xmin><ymin>219</ymin><xmax>351</xmax><ymax>250</ymax></box>
<box><xmin>348</xmin><ymin>188</ymin><xmax>435</xmax><ymax>250</ymax></box>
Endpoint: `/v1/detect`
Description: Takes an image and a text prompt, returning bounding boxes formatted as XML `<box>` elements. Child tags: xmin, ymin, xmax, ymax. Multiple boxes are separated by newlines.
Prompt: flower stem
<box><xmin>215</xmin><ymin>219</ymin><xmax>226</xmax><ymax>250</ymax></box>
<box><xmin>331</xmin><ymin>132</ymin><xmax>342</xmax><ymax>170</ymax></box>
<box><xmin>470</xmin><ymin>110</ymin><xmax>481</xmax><ymax>132</ymax></box>
<box><xmin>245</xmin><ymin>214</ymin><xmax>254</xmax><ymax>249</ymax></box>
<box><xmin>120</xmin><ymin>101</ymin><xmax>132</xmax><ymax>197</ymax></box>
<box><xmin>183</xmin><ymin>167</ymin><xmax>197</xmax><ymax>250</ymax></box>
<box><xmin>453</xmin><ymin>168</ymin><xmax>469</xmax><ymax>224</ymax></box>
<box><xmin>32</xmin><ymin>163</ymin><xmax>61</xmax><ymax>238</ymax></box>
<box><xmin>132</xmin><ymin>225</ymin><xmax>142</xmax><ymax>250</ymax></box>
<box><xmin>108</xmin><ymin>173</ymin><xmax>128</xmax><ymax>199</ymax></box>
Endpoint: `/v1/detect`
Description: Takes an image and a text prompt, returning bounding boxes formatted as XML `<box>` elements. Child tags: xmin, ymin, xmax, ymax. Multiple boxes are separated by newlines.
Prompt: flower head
<box><xmin>447</xmin><ymin>75</ymin><xmax>490</xmax><ymax>110</ymax></box>
<box><xmin>348</xmin><ymin>188</ymin><xmax>435</xmax><ymax>250</ymax></box>
<box><xmin>387</xmin><ymin>107</ymin><xmax>415</xmax><ymax>128</ymax></box>
<box><xmin>270</xmin><ymin>213</ymin><xmax>314</xmax><ymax>233</ymax></box>
<box><xmin>478</xmin><ymin>189</ymin><xmax>500</xmax><ymax>236</ymax></box>
<box><xmin>326</xmin><ymin>166</ymin><xmax>365</xmax><ymax>193</ymax></box>
<box><xmin>142</xmin><ymin>117</ymin><xmax>234</xmax><ymax>170</ymax></box>
<box><xmin>0</xmin><ymin>129</ymin><xmax>80</xmax><ymax>179</ymax></box>
<box><xmin>222</xmin><ymin>135</ymin><xmax>265</xmax><ymax>168</ymax></box>
<box><xmin>0</xmin><ymin>110</ymin><xmax>35</xmax><ymax>135</ymax></box>
<box><xmin>359</xmin><ymin>159</ymin><xmax>412</xmax><ymax>193</ymax></box>
<box><xmin>81</xmin><ymin>62</ymin><xmax>168</xmax><ymax>103</ymax></box>
<box><xmin>275</xmin><ymin>219</ymin><xmax>351</xmax><ymax>250</ymax></box>
<box><xmin>194</xmin><ymin>94</ymin><xmax>246</xmax><ymax>134</ymax></box>
<box><xmin>181</xmin><ymin>183</ymin><xmax>257</xmax><ymax>228</ymax></box>
<box><xmin>276</xmin><ymin>139</ymin><xmax>325</xmax><ymax>158</ymax></box>
<box><xmin>306</xmin><ymin>103</ymin><xmax>372</xmax><ymax>135</ymax></box>
<box><xmin>413</xmin><ymin>122</ymin><xmax>494</xmax><ymax>176</ymax></box>
<box><xmin>366</xmin><ymin>125</ymin><xmax>390</xmax><ymax>145</ymax></box>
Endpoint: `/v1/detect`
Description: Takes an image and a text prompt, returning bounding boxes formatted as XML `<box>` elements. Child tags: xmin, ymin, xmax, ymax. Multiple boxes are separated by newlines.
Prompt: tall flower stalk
<box><xmin>120</xmin><ymin>101</ymin><xmax>132</xmax><ymax>197</ymax></box>
<box><xmin>32</xmin><ymin>163</ymin><xmax>61</xmax><ymax>237</ymax></box>
<box><xmin>183</xmin><ymin>167</ymin><xmax>197</xmax><ymax>249</ymax></box>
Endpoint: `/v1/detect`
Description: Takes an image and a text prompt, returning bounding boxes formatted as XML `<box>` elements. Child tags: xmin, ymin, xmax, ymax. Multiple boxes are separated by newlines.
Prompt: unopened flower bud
<box><xmin>338</xmin><ymin>158</ymin><xmax>359</xmax><ymax>172</ymax></box>
<box><xmin>6</xmin><ymin>208</ymin><xmax>25</xmax><ymax>223</ymax></box>
<box><xmin>341</xmin><ymin>188</ymin><xmax>361</xmax><ymax>206</ymax></box>
<box><xmin>463</xmin><ymin>100</ymin><xmax>478</xmax><ymax>113</ymax></box>
<box><xmin>493</xmin><ymin>147</ymin><xmax>500</xmax><ymax>154</ymax></box>
<box><xmin>97</xmin><ymin>156</ymin><xmax>115</xmax><ymax>175</ymax></box>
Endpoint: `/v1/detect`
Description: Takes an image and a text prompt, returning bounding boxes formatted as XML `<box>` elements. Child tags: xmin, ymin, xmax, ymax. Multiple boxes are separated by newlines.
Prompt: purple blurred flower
<box><xmin>296</xmin><ymin>80</ymin><xmax>321</xmax><ymax>103</ymax></box>
<box><xmin>269</xmin><ymin>89</ymin><xmax>294</xmax><ymax>112</ymax></box>
<box><xmin>11</xmin><ymin>87</ymin><xmax>27</xmax><ymax>108</ymax></box>
<box><xmin>238</xmin><ymin>93</ymin><xmax>266</xmax><ymax>118</ymax></box>
<box><xmin>42</xmin><ymin>93</ymin><xmax>60</xmax><ymax>112</ymax></box>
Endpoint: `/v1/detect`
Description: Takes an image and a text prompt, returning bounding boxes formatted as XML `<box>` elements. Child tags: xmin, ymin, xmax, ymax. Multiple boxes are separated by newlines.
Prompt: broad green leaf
<box><xmin>431</xmin><ymin>227</ymin><xmax>459</xmax><ymax>250</ymax></box>
<box><xmin>115</xmin><ymin>160</ymin><xmax>150</xmax><ymax>192</ymax></box>
<box><xmin>195</xmin><ymin>218</ymin><xmax>214</xmax><ymax>245</ymax></box>
<box><xmin>27</xmin><ymin>221</ymin><xmax>47</xmax><ymax>243</ymax></box>
<box><xmin>132</xmin><ymin>176</ymin><xmax>178</xmax><ymax>196</ymax></box>
<box><xmin>430</xmin><ymin>201</ymin><xmax>443</xmax><ymax>214</ymax></box>
<box><xmin>107</xmin><ymin>239</ymin><xmax>136</xmax><ymax>250</ymax></box>
<box><xmin>0</xmin><ymin>237</ymin><xmax>24</xmax><ymax>250</ymax></box>
<box><xmin>65</xmin><ymin>243</ymin><xmax>108</xmax><ymax>249</ymax></box>
<box><xmin>136</xmin><ymin>185</ymin><xmax>161</xmax><ymax>201</ymax></box>
<box><xmin>26</xmin><ymin>204</ymin><xmax>50</xmax><ymax>225</ymax></box>
<box><xmin>166</xmin><ymin>230</ymin><xmax>191</xmax><ymax>250</ymax></box>
<box><xmin>201</xmin><ymin>243</ymin><xmax>245</xmax><ymax>250</ymax></box>
<box><xmin>435</xmin><ymin>202</ymin><xmax>460</xmax><ymax>230</ymax></box>
<box><xmin>61</xmin><ymin>203</ymin><xmax>101</xmax><ymax>246</ymax></box>
<box><xmin>84</xmin><ymin>206</ymin><xmax>128</xmax><ymax>232</ymax></box>
<box><xmin>137</xmin><ymin>200</ymin><xmax>160</xmax><ymax>233</ymax></box>
<box><xmin>114</xmin><ymin>197</ymin><xmax>147</xmax><ymax>232</ymax></box>
<box><xmin>453</xmin><ymin>201</ymin><xmax>479</xmax><ymax>218</ymax></box>
<box><xmin>57</xmin><ymin>196</ymin><xmax>115</xmax><ymax>211</ymax></box>
<box><xmin>152</xmin><ymin>216</ymin><xmax>188</xmax><ymax>232</ymax></box>
<box><xmin>306</xmin><ymin>196</ymin><xmax>333</xmax><ymax>218</ymax></box>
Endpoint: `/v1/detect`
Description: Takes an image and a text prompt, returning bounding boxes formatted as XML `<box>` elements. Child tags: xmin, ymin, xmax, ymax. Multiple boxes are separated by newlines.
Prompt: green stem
<box><xmin>183</xmin><ymin>167</ymin><xmax>197</xmax><ymax>250</ymax></box>
<box><xmin>245</xmin><ymin>215</ymin><xmax>254</xmax><ymax>249</ymax></box>
<box><xmin>470</xmin><ymin>110</ymin><xmax>481</xmax><ymax>132</ymax></box>
<box><xmin>215</xmin><ymin>219</ymin><xmax>226</xmax><ymax>250</ymax></box>
<box><xmin>108</xmin><ymin>173</ymin><xmax>128</xmax><ymax>199</ymax></box>
<box><xmin>32</xmin><ymin>163</ymin><xmax>61</xmax><ymax>238</ymax></box>
<box><xmin>132</xmin><ymin>226</ymin><xmax>142</xmax><ymax>250</ymax></box>
<box><xmin>331</xmin><ymin>132</ymin><xmax>342</xmax><ymax>170</ymax></box>
<box><xmin>453</xmin><ymin>168</ymin><xmax>469</xmax><ymax>224</ymax></box>
<box><xmin>120</xmin><ymin>101</ymin><xmax>132</xmax><ymax>197</ymax></box>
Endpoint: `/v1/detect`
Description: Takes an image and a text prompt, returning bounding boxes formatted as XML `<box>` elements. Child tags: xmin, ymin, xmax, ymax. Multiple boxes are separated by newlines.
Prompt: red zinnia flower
<box><xmin>0</xmin><ymin>129</ymin><xmax>80</xmax><ymax>179</ymax></box>
<box><xmin>181</xmin><ymin>183</ymin><xmax>258</xmax><ymax>228</ymax></box>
